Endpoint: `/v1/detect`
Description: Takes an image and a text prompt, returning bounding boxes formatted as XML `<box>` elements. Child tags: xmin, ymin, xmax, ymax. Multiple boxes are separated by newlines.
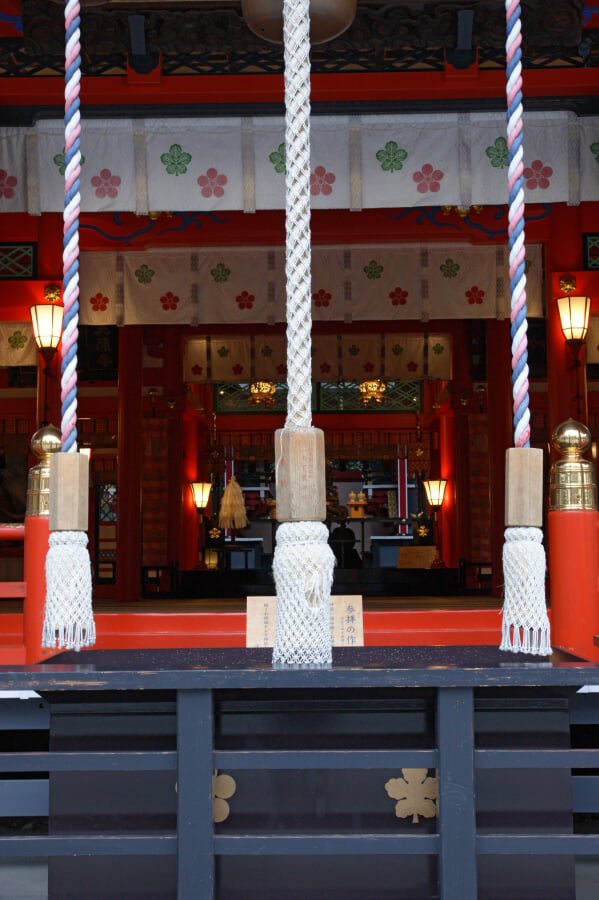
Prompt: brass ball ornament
<box><xmin>242</xmin><ymin>0</ymin><xmax>357</xmax><ymax>45</ymax></box>
<box><xmin>551</xmin><ymin>417</ymin><xmax>591</xmax><ymax>459</ymax></box>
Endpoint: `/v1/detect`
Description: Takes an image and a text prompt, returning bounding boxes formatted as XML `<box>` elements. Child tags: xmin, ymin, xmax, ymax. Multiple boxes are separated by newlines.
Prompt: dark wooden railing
<box><xmin>1</xmin><ymin>647</ymin><xmax>599</xmax><ymax>899</ymax></box>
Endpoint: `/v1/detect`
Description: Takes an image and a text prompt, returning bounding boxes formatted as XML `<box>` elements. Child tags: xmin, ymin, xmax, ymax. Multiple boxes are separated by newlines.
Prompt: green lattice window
<box><xmin>318</xmin><ymin>381</ymin><xmax>421</xmax><ymax>412</ymax></box>
<box><xmin>214</xmin><ymin>381</ymin><xmax>421</xmax><ymax>414</ymax></box>
<box><xmin>0</xmin><ymin>243</ymin><xmax>37</xmax><ymax>279</ymax></box>
<box><xmin>98</xmin><ymin>484</ymin><xmax>117</xmax><ymax>522</ymax></box>
<box><xmin>583</xmin><ymin>234</ymin><xmax>599</xmax><ymax>270</ymax></box>
<box><xmin>94</xmin><ymin>483</ymin><xmax>117</xmax><ymax>584</ymax></box>
<box><xmin>215</xmin><ymin>382</ymin><xmax>300</xmax><ymax>414</ymax></box>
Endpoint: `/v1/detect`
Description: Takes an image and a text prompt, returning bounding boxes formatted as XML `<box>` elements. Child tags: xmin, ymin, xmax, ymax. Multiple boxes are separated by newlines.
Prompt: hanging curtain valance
<box><xmin>78</xmin><ymin>242</ymin><xmax>543</xmax><ymax>327</ymax></box>
<box><xmin>0</xmin><ymin>111</ymin><xmax>595</xmax><ymax>214</ymax></box>
<box><xmin>185</xmin><ymin>332</ymin><xmax>451</xmax><ymax>383</ymax></box>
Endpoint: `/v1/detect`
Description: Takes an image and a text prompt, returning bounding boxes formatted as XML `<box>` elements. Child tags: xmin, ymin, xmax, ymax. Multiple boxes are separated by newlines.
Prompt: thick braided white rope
<box><xmin>272</xmin><ymin>0</ymin><xmax>334</xmax><ymax>667</ymax></box>
<box><xmin>283</xmin><ymin>0</ymin><xmax>312</xmax><ymax>429</ymax></box>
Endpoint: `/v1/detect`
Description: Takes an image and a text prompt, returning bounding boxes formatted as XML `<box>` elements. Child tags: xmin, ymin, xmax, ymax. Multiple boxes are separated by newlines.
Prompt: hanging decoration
<box><xmin>359</xmin><ymin>378</ymin><xmax>386</xmax><ymax>406</ymax></box>
<box><xmin>500</xmin><ymin>0</ymin><xmax>550</xmax><ymax>656</ymax></box>
<box><xmin>43</xmin><ymin>0</ymin><xmax>95</xmax><ymax>652</ymax></box>
<box><xmin>218</xmin><ymin>475</ymin><xmax>248</xmax><ymax>531</ymax></box>
<box><xmin>248</xmin><ymin>381</ymin><xmax>277</xmax><ymax>407</ymax></box>
<box><xmin>271</xmin><ymin>0</ymin><xmax>335</xmax><ymax>668</ymax></box>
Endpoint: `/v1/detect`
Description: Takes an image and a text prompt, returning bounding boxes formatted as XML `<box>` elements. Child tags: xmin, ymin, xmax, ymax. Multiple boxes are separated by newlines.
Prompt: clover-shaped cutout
<box><xmin>213</xmin><ymin>771</ymin><xmax>236</xmax><ymax>823</ymax></box>
<box><xmin>385</xmin><ymin>768</ymin><xmax>438</xmax><ymax>824</ymax></box>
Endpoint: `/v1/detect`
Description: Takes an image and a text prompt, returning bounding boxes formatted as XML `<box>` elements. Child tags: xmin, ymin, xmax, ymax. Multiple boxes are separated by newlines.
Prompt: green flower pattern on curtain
<box><xmin>160</xmin><ymin>144</ymin><xmax>192</xmax><ymax>176</ymax></box>
<box><xmin>135</xmin><ymin>264</ymin><xmax>154</xmax><ymax>284</ymax></box>
<box><xmin>485</xmin><ymin>137</ymin><xmax>508</xmax><ymax>169</ymax></box>
<box><xmin>8</xmin><ymin>330</ymin><xmax>27</xmax><ymax>350</ymax></box>
<box><xmin>211</xmin><ymin>263</ymin><xmax>231</xmax><ymax>283</ymax></box>
<box><xmin>591</xmin><ymin>142</ymin><xmax>599</xmax><ymax>164</ymax></box>
<box><xmin>348</xmin><ymin>344</ymin><xmax>360</xmax><ymax>356</ymax></box>
<box><xmin>432</xmin><ymin>342</ymin><xmax>445</xmax><ymax>355</ymax></box>
<box><xmin>261</xmin><ymin>345</ymin><xmax>273</xmax><ymax>357</ymax></box>
<box><xmin>440</xmin><ymin>258</ymin><xmax>460</xmax><ymax>278</ymax></box>
<box><xmin>53</xmin><ymin>147</ymin><xmax>85</xmax><ymax>175</ymax></box>
<box><xmin>375</xmin><ymin>141</ymin><xmax>408</xmax><ymax>173</ymax></box>
<box><xmin>391</xmin><ymin>344</ymin><xmax>404</xmax><ymax>356</ymax></box>
<box><xmin>269</xmin><ymin>144</ymin><xmax>286</xmax><ymax>174</ymax></box>
<box><xmin>363</xmin><ymin>260</ymin><xmax>383</xmax><ymax>280</ymax></box>
<box><xmin>217</xmin><ymin>346</ymin><xmax>230</xmax><ymax>357</ymax></box>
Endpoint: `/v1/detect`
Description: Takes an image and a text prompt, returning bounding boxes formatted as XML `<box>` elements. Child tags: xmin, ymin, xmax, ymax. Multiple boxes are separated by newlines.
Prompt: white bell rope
<box><xmin>272</xmin><ymin>0</ymin><xmax>334</xmax><ymax>667</ymax></box>
<box><xmin>43</xmin><ymin>0</ymin><xmax>95</xmax><ymax>651</ymax></box>
<box><xmin>500</xmin><ymin>0</ymin><xmax>549</xmax><ymax>654</ymax></box>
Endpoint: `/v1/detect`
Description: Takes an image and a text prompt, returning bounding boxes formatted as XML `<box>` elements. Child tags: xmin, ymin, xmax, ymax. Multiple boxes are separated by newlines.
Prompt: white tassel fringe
<box><xmin>43</xmin><ymin>531</ymin><xmax>95</xmax><ymax>651</ymax></box>
<box><xmin>272</xmin><ymin>521</ymin><xmax>335</xmax><ymax>667</ymax></box>
<box><xmin>501</xmin><ymin>526</ymin><xmax>551</xmax><ymax>655</ymax></box>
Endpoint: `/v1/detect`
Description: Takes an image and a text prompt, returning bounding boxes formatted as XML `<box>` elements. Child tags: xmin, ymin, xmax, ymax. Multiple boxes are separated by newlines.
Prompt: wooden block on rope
<box><xmin>275</xmin><ymin>427</ymin><xmax>326</xmax><ymax>521</ymax></box>
<box><xmin>505</xmin><ymin>447</ymin><xmax>544</xmax><ymax>528</ymax></box>
<box><xmin>49</xmin><ymin>452</ymin><xmax>89</xmax><ymax>532</ymax></box>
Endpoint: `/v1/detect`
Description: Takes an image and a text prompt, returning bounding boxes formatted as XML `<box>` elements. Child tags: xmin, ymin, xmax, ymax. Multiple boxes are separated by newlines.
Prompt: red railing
<box><xmin>0</xmin><ymin>517</ymin><xmax>53</xmax><ymax>663</ymax></box>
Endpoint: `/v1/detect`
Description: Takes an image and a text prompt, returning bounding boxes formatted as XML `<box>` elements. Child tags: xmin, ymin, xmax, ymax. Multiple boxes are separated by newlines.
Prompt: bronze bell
<box><xmin>242</xmin><ymin>0</ymin><xmax>357</xmax><ymax>44</ymax></box>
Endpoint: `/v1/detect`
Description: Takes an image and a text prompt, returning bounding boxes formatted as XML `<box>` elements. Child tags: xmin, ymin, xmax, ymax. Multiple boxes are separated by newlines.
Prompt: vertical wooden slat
<box><xmin>436</xmin><ymin>686</ymin><xmax>477</xmax><ymax>900</ymax></box>
<box><xmin>177</xmin><ymin>689</ymin><xmax>214</xmax><ymax>900</ymax></box>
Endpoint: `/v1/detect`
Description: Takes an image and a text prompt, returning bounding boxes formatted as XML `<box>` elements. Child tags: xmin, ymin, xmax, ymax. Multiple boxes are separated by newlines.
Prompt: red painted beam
<box><xmin>1</xmin><ymin>69</ymin><xmax>597</xmax><ymax>108</ymax></box>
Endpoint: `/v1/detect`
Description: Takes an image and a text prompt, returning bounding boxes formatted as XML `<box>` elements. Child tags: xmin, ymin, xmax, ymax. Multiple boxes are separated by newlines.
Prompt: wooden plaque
<box><xmin>246</xmin><ymin>595</ymin><xmax>364</xmax><ymax>648</ymax></box>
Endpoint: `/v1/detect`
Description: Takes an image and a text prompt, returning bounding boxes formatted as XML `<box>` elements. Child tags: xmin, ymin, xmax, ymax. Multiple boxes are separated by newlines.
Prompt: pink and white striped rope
<box><xmin>506</xmin><ymin>0</ymin><xmax>530</xmax><ymax>448</ymax></box>
<box><xmin>61</xmin><ymin>0</ymin><xmax>82</xmax><ymax>452</ymax></box>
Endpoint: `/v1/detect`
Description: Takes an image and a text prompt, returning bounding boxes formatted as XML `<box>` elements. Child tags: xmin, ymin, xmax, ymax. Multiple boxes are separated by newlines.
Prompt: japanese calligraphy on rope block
<box><xmin>275</xmin><ymin>427</ymin><xmax>326</xmax><ymax>521</ymax></box>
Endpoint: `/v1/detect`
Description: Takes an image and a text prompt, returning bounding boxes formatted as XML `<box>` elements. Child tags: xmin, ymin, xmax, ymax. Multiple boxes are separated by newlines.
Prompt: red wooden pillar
<box><xmin>486</xmin><ymin>319</ymin><xmax>512</xmax><ymax>597</ymax></box>
<box><xmin>439</xmin><ymin>409</ymin><xmax>456</xmax><ymax>568</ymax></box>
<box><xmin>36</xmin><ymin>214</ymin><xmax>63</xmax><ymax>429</ymax></box>
<box><xmin>446</xmin><ymin>323</ymin><xmax>473</xmax><ymax>573</ymax></box>
<box><xmin>181</xmin><ymin>409</ymin><xmax>199</xmax><ymax>570</ymax></box>
<box><xmin>164</xmin><ymin>328</ymin><xmax>185</xmax><ymax>572</ymax></box>
<box><xmin>546</xmin><ymin>205</ymin><xmax>585</xmax><ymax>432</ymax></box>
<box><xmin>116</xmin><ymin>326</ymin><xmax>143</xmax><ymax>602</ymax></box>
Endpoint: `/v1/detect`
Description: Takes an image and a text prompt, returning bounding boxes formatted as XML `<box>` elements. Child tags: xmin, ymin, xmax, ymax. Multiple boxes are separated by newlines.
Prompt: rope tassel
<box><xmin>42</xmin><ymin>0</ymin><xmax>95</xmax><ymax>651</ymax></box>
<box><xmin>44</xmin><ymin>531</ymin><xmax>95</xmax><ymax>651</ymax></box>
<box><xmin>501</xmin><ymin>527</ymin><xmax>550</xmax><ymax>655</ymax></box>
<box><xmin>273</xmin><ymin>523</ymin><xmax>334</xmax><ymax>667</ymax></box>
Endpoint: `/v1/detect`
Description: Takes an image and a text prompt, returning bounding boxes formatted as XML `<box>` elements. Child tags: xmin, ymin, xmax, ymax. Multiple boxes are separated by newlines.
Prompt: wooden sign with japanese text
<box><xmin>274</xmin><ymin>427</ymin><xmax>326</xmax><ymax>521</ymax></box>
<box><xmin>246</xmin><ymin>595</ymin><xmax>364</xmax><ymax>648</ymax></box>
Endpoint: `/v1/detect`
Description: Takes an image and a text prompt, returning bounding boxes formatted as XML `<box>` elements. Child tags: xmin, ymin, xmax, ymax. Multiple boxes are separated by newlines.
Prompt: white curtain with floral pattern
<box><xmin>77</xmin><ymin>242</ymin><xmax>543</xmax><ymax>328</ymax></box>
<box><xmin>0</xmin><ymin>112</ymin><xmax>597</xmax><ymax>213</ymax></box>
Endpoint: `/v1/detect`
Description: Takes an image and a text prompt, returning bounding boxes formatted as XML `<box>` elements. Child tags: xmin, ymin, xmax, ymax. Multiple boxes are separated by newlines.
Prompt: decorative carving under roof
<box><xmin>18</xmin><ymin>0</ymin><xmax>588</xmax><ymax>66</ymax></box>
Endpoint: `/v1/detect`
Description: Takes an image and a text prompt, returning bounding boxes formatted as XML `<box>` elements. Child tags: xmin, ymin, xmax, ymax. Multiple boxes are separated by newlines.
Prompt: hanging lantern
<box><xmin>242</xmin><ymin>0</ymin><xmax>357</xmax><ymax>44</ymax></box>
<box><xmin>359</xmin><ymin>378</ymin><xmax>386</xmax><ymax>406</ymax></box>
<box><xmin>248</xmin><ymin>381</ymin><xmax>277</xmax><ymax>407</ymax></box>
<box><xmin>422</xmin><ymin>478</ymin><xmax>448</xmax><ymax>510</ymax></box>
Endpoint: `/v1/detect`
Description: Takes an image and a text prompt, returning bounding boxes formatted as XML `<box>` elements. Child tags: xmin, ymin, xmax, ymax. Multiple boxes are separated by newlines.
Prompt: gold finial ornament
<box><xmin>26</xmin><ymin>425</ymin><xmax>62</xmax><ymax>517</ymax></box>
<box><xmin>43</xmin><ymin>284</ymin><xmax>61</xmax><ymax>304</ymax></box>
<box><xmin>549</xmin><ymin>418</ymin><xmax>597</xmax><ymax>511</ymax></box>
